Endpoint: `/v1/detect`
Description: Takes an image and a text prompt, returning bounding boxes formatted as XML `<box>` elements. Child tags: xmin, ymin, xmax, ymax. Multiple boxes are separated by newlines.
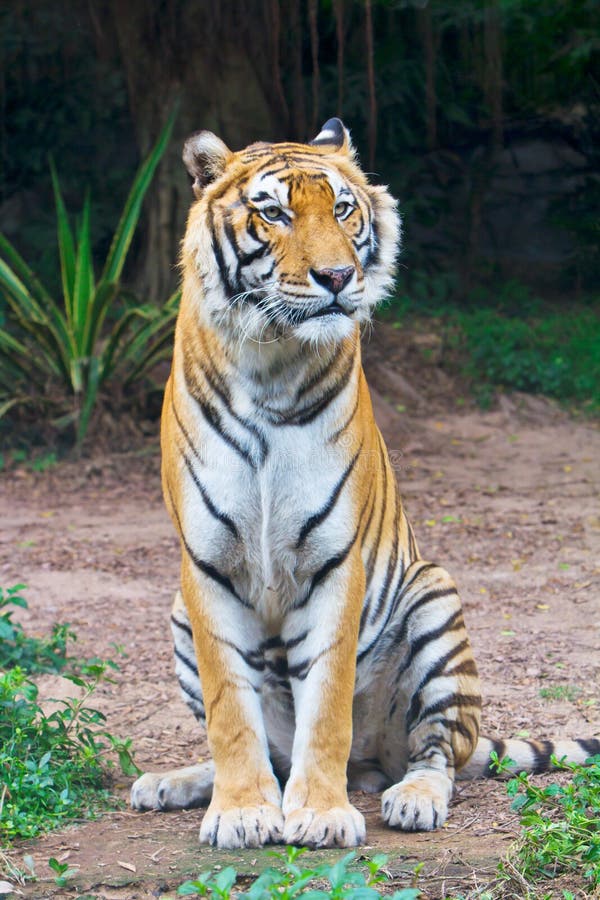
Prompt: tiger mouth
<box><xmin>308</xmin><ymin>302</ymin><xmax>350</xmax><ymax>319</ymax></box>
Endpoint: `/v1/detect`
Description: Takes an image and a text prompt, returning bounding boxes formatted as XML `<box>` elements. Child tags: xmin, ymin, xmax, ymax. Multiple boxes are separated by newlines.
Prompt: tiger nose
<box><xmin>310</xmin><ymin>266</ymin><xmax>355</xmax><ymax>295</ymax></box>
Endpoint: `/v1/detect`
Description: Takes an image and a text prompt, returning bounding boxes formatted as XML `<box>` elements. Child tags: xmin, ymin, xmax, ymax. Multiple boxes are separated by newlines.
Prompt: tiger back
<box><xmin>131</xmin><ymin>118</ymin><xmax>600</xmax><ymax>850</ymax></box>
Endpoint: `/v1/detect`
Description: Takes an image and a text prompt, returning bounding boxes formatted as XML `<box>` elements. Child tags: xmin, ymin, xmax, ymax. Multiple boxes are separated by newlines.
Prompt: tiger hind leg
<box><xmin>131</xmin><ymin>761</ymin><xmax>214</xmax><ymax>810</ymax></box>
<box><xmin>375</xmin><ymin>561</ymin><xmax>481</xmax><ymax>831</ymax></box>
<box><xmin>131</xmin><ymin>593</ymin><xmax>213</xmax><ymax>811</ymax></box>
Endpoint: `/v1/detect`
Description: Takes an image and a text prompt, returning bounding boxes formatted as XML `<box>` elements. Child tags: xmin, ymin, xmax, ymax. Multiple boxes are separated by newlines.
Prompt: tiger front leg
<box><xmin>380</xmin><ymin>561</ymin><xmax>481</xmax><ymax>831</ymax></box>
<box><xmin>281</xmin><ymin>555</ymin><xmax>366</xmax><ymax>848</ymax></box>
<box><xmin>181</xmin><ymin>560</ymin><xmax>284</xmax><ymax>849</ymax></box>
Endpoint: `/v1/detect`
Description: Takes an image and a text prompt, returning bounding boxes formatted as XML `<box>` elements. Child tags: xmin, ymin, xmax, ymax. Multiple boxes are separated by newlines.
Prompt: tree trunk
<box><xmin>418</xmin><ymin>3</ymin><xmax>437</xmax><ymax>151</ymax></box>
<box><xmin>109</xmin><ymin>0</ymin><xmax>283</xmax><ymax>303</ymax></box>
<box><xmin>365</xmin><ymin>0</ymin><xmax>377</xmax><ymax>169</ymax></box>
<box><xmin>484</xmin><ymin>0</ymin><xmax>503</xmax><ymax>148</ymax></box>
<box><xmin>332</xmin><ymin>0</ymin><xmax>345</xmax><ymax>117</ymax></box>
<box><xmin>308</xmin><ymin>0</ymin><xmax>320</xmax><ymax>135</ymax></box>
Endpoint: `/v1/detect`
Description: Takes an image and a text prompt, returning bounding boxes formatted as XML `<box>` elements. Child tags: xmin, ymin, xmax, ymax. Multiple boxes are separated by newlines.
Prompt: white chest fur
<box><xmin>175</xmin><ymin>362</ymin><xmax>358</xmax><ymax>626</ymax></box>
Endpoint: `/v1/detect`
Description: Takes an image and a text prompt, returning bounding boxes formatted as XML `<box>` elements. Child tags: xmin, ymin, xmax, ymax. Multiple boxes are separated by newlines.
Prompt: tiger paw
<box><xmin>199</xmin><ymin>802</ymin><xmax>284</xmax><ymax>849</ymax></box>
<box><xmin>283</xmin><ymin>804</ymin><xmax>366</xmax><ymax>848</ymax></box>
<box><xmin>131</xmin><ymin>763</ymin><xmax>214</xmax><ymax>811</ymax></box>
<box><xmin>381</xmin><ymin>770</ymin><xmax>452</xmax><ymax>831</ymax></box>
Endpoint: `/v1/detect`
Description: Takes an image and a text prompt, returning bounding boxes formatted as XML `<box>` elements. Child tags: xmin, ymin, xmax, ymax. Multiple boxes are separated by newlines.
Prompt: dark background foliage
<box><xmin>2</xmin><ymin>0</ymin><xmax>599</xmax><ymax>303</ymax></box>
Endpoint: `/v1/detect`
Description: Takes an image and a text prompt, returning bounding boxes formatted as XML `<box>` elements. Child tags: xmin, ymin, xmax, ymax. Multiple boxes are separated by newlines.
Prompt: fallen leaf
<box><xmin>0</xmin><ymin>882</ymin><xmax>22</xmax><ymax>896</ymax></box>
<box><xmin>117</xmin><ymin>861</ymin><xmax>136</xmax><ymax>873</ymax></box>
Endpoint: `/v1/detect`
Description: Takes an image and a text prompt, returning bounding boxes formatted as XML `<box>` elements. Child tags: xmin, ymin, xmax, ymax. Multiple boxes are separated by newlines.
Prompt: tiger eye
<box><xmin>262</xmin><ymin>205</ymin><xmax>283</xmax><ymax>221</ymax></box>
<box><xmin>334</xmin><ymin>201</ymin><xmax>353</xmax><ymax>218</ymax></box>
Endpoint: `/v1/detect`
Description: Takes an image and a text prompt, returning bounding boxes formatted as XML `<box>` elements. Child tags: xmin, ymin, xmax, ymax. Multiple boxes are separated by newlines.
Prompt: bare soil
<box><xmin>1</xmin><ymin>321</ymin><xmax>599</xmax><ymax>899</ymax></box>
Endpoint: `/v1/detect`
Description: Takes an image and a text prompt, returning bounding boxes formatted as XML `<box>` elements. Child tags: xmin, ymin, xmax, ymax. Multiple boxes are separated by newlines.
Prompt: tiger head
<box><xmin>181</xmin><ymin>118</ymin><xmax>400</xmax><ymax>347</ymax></box>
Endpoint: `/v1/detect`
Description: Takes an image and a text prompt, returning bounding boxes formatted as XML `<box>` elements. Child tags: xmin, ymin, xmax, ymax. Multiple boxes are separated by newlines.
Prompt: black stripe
<box><xmin>329</xmin><ymin>389</ymin><xmax>360</xmax><ymax>443</ymax></box>
<box><xmin>184</xmin><ymin>365</ymin><xmax>255</xmax><ymax>468</ymax></box>
<box><xmin>296</xmin><ymin>349</ymin><xmax>342</xmax><ymax>401</ymax></box>
<box><xmin>296</xmin><ymin>524</ymin><xmax>360</xmax><ymax>610</ymax></box>
<box><xmin>287</xmin><ymin>657</ymin><xmax>312</xmax><ymax>680</ymax></box>
<box><xmin>441</xmin><ymin>716</ymin><xmax>477</xmax><ymax>741</ymax></box>
<box><xmin>166</xmin><ymin>481</ymin><xmax>252</xmax><ymax>610</ymax></box>
<box><xmin>197</xmin><ymin>347</ymin><xmax>269</xmax><ymax>462</ymax></box>
<box><xmin>446</xmin><ymin>658</ymin><xmax>478</xmax><ymax>677</ymax></box>
<box><xmin>272</xmin><ymin>352</ymin><xmax>355</xmax><ymax>427</ymax></box>
<box><xmin>172</xmin><ymin>398</ymin><xmax>205</xmax><ymax>465</ymax></box>
<box><xmin>577</xmin><ymin>738</ymin><xmax>600</xmax><ymax>759</ymax></box>
<box><xmin>296</xmin><ymin>447</ymin><xmax>361</xmax><ymax>548</ymax></box>
<box><xmin>171</xmin><ymin>613</ymin><xmax>193</xmax><ymax>640</ymax></box>
<box><xmin>285</xmin><ymin>630</ymin><xmax>309</xmax><ymax>649</ymax></box>
<box><xmin>261</xmin><ymin>635</ymin><xmax>284</xmax><ymax>651</ymax></box>
<box><xmin>527</xmin><ymin>740</ymin><xmax>554</xmax><ymax>774</ymax></box>
<box><xmin>357</xmin><ymin>565</ymin><xmax>446</xmax><ymax>664</ymax></box>
<box><xmin>408</xmin><ymin>692</ymin><xmax>481</xmax><ymax>730</ymax></box>
<box><xmin>174</xmin><ymin>645</ymin><xmax>199</xmax><ymax>677</ymax></box>
<box><xmin>208</xmin><ymin>204</ymin><xmax>238</xmax><ymax>297</ymax></box>
<box><xmin>398</xmin><ymin>609</ymin><xmax>464</xmax><ymax>676</ymax></box>
<box><xmin>403</xmin><ymin>586</ymin><xmax>458</xmax><ymax>626</ymax></box>
<box><xmin>367</xmin><ymin>214</ymin><xmax>379</xmax><ymax>268</ymax></box>
<box><xmin>405</xmin><ymin>639</ymin><xmax>472</xmax><ymax>725</ymax></box>
<box><xmin>408</xmin><ymin>735</ymin><xmax>449</xmax><ymax>764</ymax></box>
<box><xmin>224</xmin><ymin>216</ymin><xmax>270</xmax><ymax>273</ymax></box>
<box><xmin>181</xmin><ymin>451</ymin><xmax>239</xmax><ymax>538</ymax></box>
<box><xmin>214</xmin><ymin>634</ymin><xmax>265</xmax><ymax>672</ymax></box>
<box><xmin>368</xmin><ymin>489</ymin><xmax>402</xmax><ymax>625</ymax></box>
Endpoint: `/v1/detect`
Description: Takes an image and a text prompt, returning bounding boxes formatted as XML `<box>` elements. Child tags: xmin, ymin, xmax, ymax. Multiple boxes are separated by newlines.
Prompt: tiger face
<box><xmin>182</xmin><ymin>118</ymin><xmax>400</xmax><ymax>346</ymax></box>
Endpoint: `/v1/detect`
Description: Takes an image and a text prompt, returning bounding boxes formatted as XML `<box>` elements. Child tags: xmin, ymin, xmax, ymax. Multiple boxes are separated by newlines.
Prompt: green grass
<box><xmin>389</xmin><ymin>277</ymin><xmax>600</xmax><ymax>413</ymax></box>
<box><xmin>539</xmin><ymin>684</ymin><xmax>582</xmax><ymax>703</ymax></box>
<box><xmin>455</xmin><ymin>307</ymin><xmax>600</xmax><ymax>412</ymax></box>
<box><xmin>177</xmin><ymin>847</ymin><xmax>421</xmax><ymax>899</ymax></box>
<box><xmin>0</xmin><ymin>584</ymin><xmax>139</xmax><ymax>847</ymax></box>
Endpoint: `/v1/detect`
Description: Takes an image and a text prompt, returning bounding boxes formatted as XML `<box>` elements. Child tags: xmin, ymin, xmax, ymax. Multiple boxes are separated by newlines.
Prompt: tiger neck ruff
<box><xmin>131</xmin><ymin>118</ymin><xmax>600</xmax><ymax>850</ymax></box>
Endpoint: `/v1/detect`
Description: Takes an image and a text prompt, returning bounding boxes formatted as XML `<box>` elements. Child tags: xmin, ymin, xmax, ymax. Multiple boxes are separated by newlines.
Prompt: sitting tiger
<box><xmin>131</xmin><ymin>118</ymin><xmax>599</xmax><ymax>849</ymax></box>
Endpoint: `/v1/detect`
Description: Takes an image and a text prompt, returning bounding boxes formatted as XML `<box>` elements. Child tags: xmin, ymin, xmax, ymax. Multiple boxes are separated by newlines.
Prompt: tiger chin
<box><xmin>131</xmin><ymin>118</ymin><xmax>600</xmax><ymax>850</ymax></box>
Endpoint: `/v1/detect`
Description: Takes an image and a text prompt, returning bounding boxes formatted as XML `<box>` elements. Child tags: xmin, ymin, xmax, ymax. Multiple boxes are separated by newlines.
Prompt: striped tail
<box><xmin>459</xmin><ymin>736</ymin><xmax>600</xmax><ymax>779</ymax></box>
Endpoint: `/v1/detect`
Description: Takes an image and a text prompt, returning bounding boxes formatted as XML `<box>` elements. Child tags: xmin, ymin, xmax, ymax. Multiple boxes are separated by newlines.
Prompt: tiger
<box><xmin>130</xmin><ymin>118</ymin><xmax>600</xmax><ymax>849</ymax></box>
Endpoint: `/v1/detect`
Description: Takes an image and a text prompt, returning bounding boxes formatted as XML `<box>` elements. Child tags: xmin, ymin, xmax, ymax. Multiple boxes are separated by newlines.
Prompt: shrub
<box><xmin>0</xmin><ymin>585</ymin><xmax>139</xmax><ymax>845</ymax></box>
<box><xmin>0</xmin><ymin>110</ymin><xmax>179</xmax><ymax>445</ymax></box>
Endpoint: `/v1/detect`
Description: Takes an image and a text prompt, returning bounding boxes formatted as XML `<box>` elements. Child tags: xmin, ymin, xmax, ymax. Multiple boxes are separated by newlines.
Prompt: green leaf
<box><xmin>76</xmin><ymin>356</ymin><xmax>101</xmax><ymax>444</ymax></box>
<box><xmin>72</xmin><ymin>191</ymin><xmax>95</xmax><ymax>346</ymax></box>
<box><xmin>50</xmin><ymin>161</ymin><xmax>77</xmax><ymax>320</ymax></box>
<box><xmin>102</xmin><ymin>107</ymin><xmax>178</xmax><ymax>284</ymax></box>
<box><xmin>0</xmin><ymin>233</ymin><xmax>55</xmax><ymax>310</ymax></box>
<box><xmin>213</xmin><ymin>867</ymin><xmax>237</xmax><ymax>893</ymax></box>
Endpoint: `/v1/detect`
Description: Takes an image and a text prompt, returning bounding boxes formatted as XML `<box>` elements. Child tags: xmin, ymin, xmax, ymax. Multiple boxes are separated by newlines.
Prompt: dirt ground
<box><xmin>1</xmin><ymin>321</ymin><xmax>599</xmax><ymax>899</ymax></box>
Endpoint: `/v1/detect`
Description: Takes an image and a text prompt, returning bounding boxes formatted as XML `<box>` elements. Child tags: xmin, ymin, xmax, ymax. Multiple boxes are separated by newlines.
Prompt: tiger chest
<box><xmin>181</xmin><ymin>422</ymin><xmax>356</xmax><ymax>623</ymax></box>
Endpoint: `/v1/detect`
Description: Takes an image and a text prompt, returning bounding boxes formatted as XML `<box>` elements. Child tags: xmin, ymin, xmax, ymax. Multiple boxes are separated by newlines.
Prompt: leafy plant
<box><xmin>0</xmin><ymin>663</ymin><xmax>139</xmax><ymax>843</ymax></box>
<box><xmin>0</xmin><ymin>109</ymin><xmax>179</xmax><ymax>444</ymax></box>
<box><xmin>0</xmin><ymin>583</ymin><xmax>140</xmax><ymax>845</ymax></box>
<box><xmin>0</xmin><ymin>584</ymin><xmax>72</xmax><ymax>673</ymax></box>
<box><xmin>48</xmin><ymin>857</ymin><xmax>78</xmax><ymax>887</ymax></box>
<box><xmin>493</xmin><ymin>753</ymin><xmax>600</xmax><ymax>890</ymax></box>
<box><xmin>178</xmin><ymin>846</ymin><xmax>421</xmax><ymax>899</ymax></box>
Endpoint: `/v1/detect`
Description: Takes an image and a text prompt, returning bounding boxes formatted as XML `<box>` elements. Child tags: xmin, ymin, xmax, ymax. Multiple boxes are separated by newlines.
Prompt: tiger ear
<box><xmin>183</xmin><ymin>131</ymin><xmax>232</xmax><ymax>197</ymax></box>
<box><xmin>309</xmin><ymin>117</ymin><xmax>354</xmax><ymax>156</ymax></box>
